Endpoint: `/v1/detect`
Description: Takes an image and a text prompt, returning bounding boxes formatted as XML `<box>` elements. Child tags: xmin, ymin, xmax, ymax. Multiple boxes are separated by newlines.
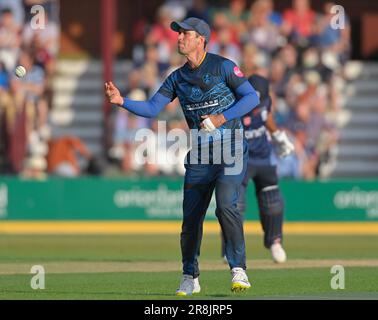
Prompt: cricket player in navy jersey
<box><xmin>221</xmin><ymin>74</ymin><xmax>294</xmax><ymax>264</ymax></box>
<box><xmin>105</xmin><ymin>17</ymin><xmax>260</xmax><ymax>295</ymax></box>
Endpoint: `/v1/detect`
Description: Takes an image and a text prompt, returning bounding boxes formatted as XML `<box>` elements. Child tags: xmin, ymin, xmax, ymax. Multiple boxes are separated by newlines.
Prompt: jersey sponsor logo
<box><xmin>203</xmin><ymin>73</ymin><xmax>212</xmax><ymax>85</ymax></box>
<box><xmin>244</xmin><ymin>126</ymin><xmax>267</xmax><ymax>140</ymax></box>
<box><xmin>185</xmin><ymin>99</ymin><xmax>220</xmax><ymax>110</ymax></box>
<box><xmin>233</xmin><ymin>66</ymin><xmax>244</xmax><ymax>77</ymax></box>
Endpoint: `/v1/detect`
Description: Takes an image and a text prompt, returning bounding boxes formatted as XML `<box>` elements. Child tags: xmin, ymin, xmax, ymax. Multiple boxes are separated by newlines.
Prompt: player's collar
<box><xmin>197</xmin><ymin>52</ymin><xmax>207</xmax><ymax>67</ymax></box>
<box><xmin>189</xmin><ymin>52</ymin><xmax>207</xmax><ymax>70</ymax></box>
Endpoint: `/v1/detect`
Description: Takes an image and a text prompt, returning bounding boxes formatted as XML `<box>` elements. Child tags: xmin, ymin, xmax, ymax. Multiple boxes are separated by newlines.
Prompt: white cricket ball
<box><xmin>15</xmin><ymin>65</ymin><xmax>27</xmax><ymax>78</ymax></box>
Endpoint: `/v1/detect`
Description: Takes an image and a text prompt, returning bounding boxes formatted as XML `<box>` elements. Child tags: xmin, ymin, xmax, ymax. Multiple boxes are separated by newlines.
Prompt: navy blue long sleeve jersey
<box><xmin>242</xmin><ymin>96</ymin><xmax>276</xmax><ymax>165</ymax></box>
<box><xmin>123</xmin><ymin>53</ymin><xmax>259</xmax><ymax>126</ymax></box>
<box><xmin>121</xmin><ymin>53</ymin><xmax>259</xmax><ymax>158</ymax></box>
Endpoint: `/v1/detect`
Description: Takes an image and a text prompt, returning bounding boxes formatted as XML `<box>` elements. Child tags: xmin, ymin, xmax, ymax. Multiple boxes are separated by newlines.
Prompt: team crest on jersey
<box><xmin>190</xmin><ymin>86</ymin><xmax>203</xmax><ymax>101</ymax></box>
<box><xmin>233</xmin><ymin>66</ymin><xmax>244</xmax><ymax>77</ymax></box>
<box><xmin>203</xmin><ymin>73</ymin><xmax>212</xmax><ymax>85</ymax></box>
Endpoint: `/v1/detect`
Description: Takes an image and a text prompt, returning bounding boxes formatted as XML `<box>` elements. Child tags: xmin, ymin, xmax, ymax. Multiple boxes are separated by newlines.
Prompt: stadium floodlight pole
<box><xmin>101</xmin><ymin>0</ymin><xmax>116</xmax><ymax>155</ymax></box>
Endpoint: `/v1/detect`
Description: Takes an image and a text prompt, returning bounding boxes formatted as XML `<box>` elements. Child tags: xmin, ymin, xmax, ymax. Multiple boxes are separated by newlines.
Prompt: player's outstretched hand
<box><xmin>200</xmin><ymin>114</ymin><xmax>226</xmax><ymax>132</ymax></box>
<box><xmin>272</xmin><ymin>130</ymin><xmax>295</xmax><ymax>157</ymax></box>
<box><xmin>105</xmin><ymin>81</ymin><xmax>124</xmax><ymax>106</ymax></box>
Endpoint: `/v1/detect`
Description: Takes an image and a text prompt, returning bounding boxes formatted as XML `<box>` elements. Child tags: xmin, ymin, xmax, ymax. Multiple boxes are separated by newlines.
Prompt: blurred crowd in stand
<box><xmin>0</xmin><ymin>0</ymin><xmax>59</xmax><ymax>178</ymax></box>
<box><xmin>0</xmin><ymin>0</ymin><xmax>352</xmax><ymax>180</ymax></box>
<box><xmin>109</xmin><ymin>0</ymin><xmax>350</xmax><ymax>180</ymax></box>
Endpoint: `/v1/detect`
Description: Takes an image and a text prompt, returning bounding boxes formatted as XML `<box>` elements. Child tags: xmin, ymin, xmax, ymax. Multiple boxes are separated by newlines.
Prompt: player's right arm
<box><xmin>104</xmin><ymin>81</ymin><xmax>171</xmax><ymax>118</ymax></box>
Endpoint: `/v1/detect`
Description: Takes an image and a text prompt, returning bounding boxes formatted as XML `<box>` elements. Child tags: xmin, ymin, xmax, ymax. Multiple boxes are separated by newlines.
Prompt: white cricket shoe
<box><xmin>231</xmin><ymin>267</ymin><xmax>251</xmax><ymax>292</ymax></box>
<box><xmin>193</xmin><ymin>277</ymin><xmax>201</xmax><ymax>294</ymax></box>
<box><xmin>176</xmin><ymin>275</ymin><xmax>201</xmax><ymax>296</ymax></box>
<box><xmin>270</xmin><ymin>243</ymin><xmax>287</xmax><ymax>263</ymax></box>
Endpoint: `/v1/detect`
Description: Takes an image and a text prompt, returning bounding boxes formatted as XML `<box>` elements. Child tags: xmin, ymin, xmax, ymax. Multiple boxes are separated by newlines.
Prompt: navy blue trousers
<box><xmin>181</xmin><ymin>143</ymin><xmax>248</xmax><ymax>278</ymax></box>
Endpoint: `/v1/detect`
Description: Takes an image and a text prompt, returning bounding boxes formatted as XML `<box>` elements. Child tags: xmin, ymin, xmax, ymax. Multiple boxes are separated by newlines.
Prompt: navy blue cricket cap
<box><xmin>170</xmin><ymin>17</ymin><xmax>211</xmax><ymax>44</ymax></box>
<box><xmin>248</xmin><ymin>74</ymin><xmax>271</xmax><ymax>108</ymax></box>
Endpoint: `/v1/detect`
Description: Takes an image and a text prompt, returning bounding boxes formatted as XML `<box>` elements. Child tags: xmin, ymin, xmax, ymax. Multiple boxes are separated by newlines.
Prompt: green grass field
<box><xmin>1</xmin><ymin>233</ymin><xmax>378</xmax><ymax>299</ymax></box>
